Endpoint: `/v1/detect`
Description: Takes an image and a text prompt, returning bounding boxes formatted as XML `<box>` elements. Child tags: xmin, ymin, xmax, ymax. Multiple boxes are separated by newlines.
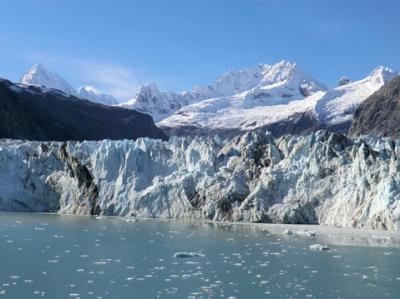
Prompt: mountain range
<box><xmin>21</xmin><ymin>64</ymin><xmax>118</xmax><ymax>105</ymax></box>
<box><xmin>13</xmin><ymin>61</ymin><xmax>400</xmax><ymax>137</ymax></box>
<box><xmin>154</xmin><ymin>61</ymin><xmax>397</xmax><ymax>137</ymax></box>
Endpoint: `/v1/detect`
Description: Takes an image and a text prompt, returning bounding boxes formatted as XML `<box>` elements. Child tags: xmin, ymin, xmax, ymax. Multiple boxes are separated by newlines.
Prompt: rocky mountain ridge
<box><xmin>349</xmin><ymin>76</ymin><xmax>400</xmax><ymax>138</ymax></box>
<box><xmin>0</xmin><ymin>78</ymin><xmax>166</xmax><ymax>141</ymax></box>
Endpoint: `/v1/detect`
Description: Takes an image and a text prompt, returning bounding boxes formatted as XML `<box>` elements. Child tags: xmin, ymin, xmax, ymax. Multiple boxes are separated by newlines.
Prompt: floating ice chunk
<box><xmin>283</xmin><ymin>229</ymin><xmax>293</xmax><ymax>235</ymax></box>
<box><xmin>47</xmin><ymin>259</ymin><xmax>59</xmax><ymax>263</ymax></box>
<box><xmin>125</xmin><ymin>217</ymin><xmax>137</xmax><ymax>223</ymax></box>
<box><xmin>173</xmin><ymin>252</ymin><xmax>205</xmax><ymax>258</ymax></box>
<box><xmin>309</xmin><ymin>244</ymin><xmax>329</xmax><ymax>251</ymax></box>
<box><xmin>296</xmin><ymin>230</ymin><xmax>317</xmax><ymax>237</ymax></box>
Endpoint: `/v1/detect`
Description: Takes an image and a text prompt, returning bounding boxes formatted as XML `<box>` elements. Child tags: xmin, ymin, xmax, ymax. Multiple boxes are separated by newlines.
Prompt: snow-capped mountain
<box><xmin>19</xmin><ymin>61</ymin><xmax>399</xmax><ymax>137</ymax></box>
<box><xmin>20</xmin><ymin>64</ymin><xmax>118</xmax><ymax>105</ymax></box>
<box><xmin>156</xmin><ymin>63</ymin><xmax>398</xmax><ymax>136</ymax></box>
<box><xmin>78</xmin><ymin>86</ymin><xmax>118</xmax><ymax>105</ymax></box>
<box><xmin>118</xmin><ymin>83</ymin><xmax>192</xmax><ymax>122</ymax></box>
<box><xmin>315</xmin><ymin>66</ymin><xmax>398</xmax><ymax>131</ymax></box>
<box><xmin>119</xmin><ymin>60</ymin><xmax>326</xmax><ymax>122</ymax></box>
<box><xmin>21</xmin><ymin>64</ymin><xmax>77</xmax><ymax>96</ymax></box>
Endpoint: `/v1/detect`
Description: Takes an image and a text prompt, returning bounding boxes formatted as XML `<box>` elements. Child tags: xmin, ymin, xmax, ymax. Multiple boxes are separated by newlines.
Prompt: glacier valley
<box><xmin>1</xmin><ymin>130</ymin><xmax>399</xmax><ymax>231</ymax></box>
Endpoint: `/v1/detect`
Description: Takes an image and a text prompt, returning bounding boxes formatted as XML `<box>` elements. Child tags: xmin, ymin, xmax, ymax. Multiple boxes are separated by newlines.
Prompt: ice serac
<box><xmin>78</xmin><ymin>86</ymin><xmax>118</xmax><ymax>105</ymax></box>
<box><xmin>1</xmin><ymin>130</ymin><xmax>399</xmax><ymax>231</ymax></box>
<box><xmin>21</xmin><ymin>64</ymin><xmax>77</xmax><ymax>96</ymax></box>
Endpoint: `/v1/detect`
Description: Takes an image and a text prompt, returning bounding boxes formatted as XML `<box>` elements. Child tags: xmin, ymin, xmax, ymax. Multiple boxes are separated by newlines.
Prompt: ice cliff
<box><xmin>1</xmin><ymin>130</ymin><xmax>399</xmax><ymax>230</ymax></box>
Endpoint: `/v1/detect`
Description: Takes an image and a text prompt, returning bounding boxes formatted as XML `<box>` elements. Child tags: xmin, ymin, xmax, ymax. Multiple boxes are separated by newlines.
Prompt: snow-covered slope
<box><xmin>78</xmin><ymin>86</ymin><xmax>118</xmax><ymax>105</ymax></box>
<box><xmin>119</xmin><ymin>60</ymin><xmax>326</xmax><ymax>122</ymax></box>
<box><xmin>21</xmin><ymin>64</ymin><xmax>77</xmax><ymax>96</ymax></box>
<box><xmin>118</xmin><ymin>84</ymin><xmax>192</xmax><ymax>122</ymax></box>
<box><xmin>315</xmin><ymin>66</ymin><xmax>398</xmax><ymax>130</ymax></box>
<box><xmin>158</xmin><ymin>65</ymin><xmax>398</xmax><ymax>136</ymax></box>
<box><xmin>20</xmin><ymin>64</ymin><xmax>118</xmax><ymax>105</ymax></box>
<box><xmin>1</xmin><ymin>130</ymin><xmax>399</xmax><ymax>230</ymax></box>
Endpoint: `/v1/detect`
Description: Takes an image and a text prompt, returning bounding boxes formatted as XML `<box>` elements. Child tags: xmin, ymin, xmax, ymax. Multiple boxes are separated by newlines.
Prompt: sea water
<box><xmin>0</xmin><ymin>213</ymin><xmax>399</xmax><ymax>299</ymax></box>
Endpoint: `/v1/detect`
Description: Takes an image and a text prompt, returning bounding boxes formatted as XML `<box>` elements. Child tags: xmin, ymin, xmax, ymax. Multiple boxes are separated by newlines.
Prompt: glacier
<box><xmin>1</xmin><ymin>130</ymin><xmax>399</xmax><ymax>231</ymax></box>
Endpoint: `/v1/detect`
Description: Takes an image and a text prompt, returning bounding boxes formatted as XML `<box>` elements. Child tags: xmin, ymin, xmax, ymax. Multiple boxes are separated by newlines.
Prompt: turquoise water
<box><xmin>0</xmin><ymin>213</ymin><xmax>399</xmax><ymax>299</ymax></box>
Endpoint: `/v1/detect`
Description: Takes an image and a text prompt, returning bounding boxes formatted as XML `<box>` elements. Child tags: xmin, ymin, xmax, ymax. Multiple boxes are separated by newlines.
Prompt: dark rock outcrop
<box><xmin>160</xmin><ymin>112</ymin><xmax>323</xmax><ymax>139</ymax></box>
<box><xmin>0</xmin><ymin>79</ymin><xmax>166</xmax><ymax>141</ymax></box>
<box><xmin>338</xmin><ymin>76</ymin><xmax>351</xmax><ymax>86</ymax></box>
<box><xmin>349</xmin><ymin>76</ymin><xmax>400</xmax><ymax>138</ymax></box>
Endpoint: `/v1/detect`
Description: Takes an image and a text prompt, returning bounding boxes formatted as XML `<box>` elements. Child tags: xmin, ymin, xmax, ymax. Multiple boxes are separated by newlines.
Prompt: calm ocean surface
<box><xmin>0</xmin><ymin>213</ymin><xmax>399</xmax><ymax>299</ymax></box>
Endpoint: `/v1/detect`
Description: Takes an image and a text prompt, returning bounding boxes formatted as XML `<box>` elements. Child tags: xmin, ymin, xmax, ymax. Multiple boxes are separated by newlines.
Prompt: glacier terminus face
<box><xmin>1</xmin><ymin>130</ymin><xmax>399</xmax><ymax>231</ymax></box>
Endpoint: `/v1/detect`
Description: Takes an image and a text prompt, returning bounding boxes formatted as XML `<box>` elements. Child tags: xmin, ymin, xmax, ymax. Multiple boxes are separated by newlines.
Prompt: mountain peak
<box><xmin>368</xmin><ymin>65</ymin><xmax>398</xmax><ymax>84</ymax></box>
<box><xmin>21</xmin><ymin>64</ymin><xmax>52</xmax><ymax>84</ymax></box>
<box><xmin>274</xmin><ymin>59</ymin><xmax>297</xmax><ymax>69</ymax></box>
<box><xmin>21</xmin><ymin>64</ymin><xmax>76</xmax><ymax>96</ymax></box>
<box><xmin>338</xmin><ymin>76</ymin><xmax>351</xmax><ymax>86</ymax></box>
<box><xmin>29</xmin><ymin>63</ymin><xmax>47</xmax><ymax>73</ymax></box>
<box><xmin>78</xmin><ymin>86</ymin><xmax>118</xmax><ymax>105</ymax></box>
<box><xmin>259</xmin><ymin>60</ymin><xmax>298</xmax><ymax>84</ymax></box>
<box><xmin>21</xmin><ymin>64</ymin><xmax>119</xmax><ymax>105</ymax></box>
<box><xmin>79</xmin><ymin>85</ymin><xmax>100</xmax><ymax>95</ymax></box>
<box><xmin>136</xmin><ymin>83</ymin><xmax>161</xmax><ymax>99</ymax></box>
<box><xmin>257</xmin><ymin>60</ymin><xmax>326</xmax><ymax>98</ymax></box>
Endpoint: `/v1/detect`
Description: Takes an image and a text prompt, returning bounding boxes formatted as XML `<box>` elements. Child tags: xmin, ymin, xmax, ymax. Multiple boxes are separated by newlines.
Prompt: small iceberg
<box><xmin>173</xmin><ymin>252</ymin><xmax>205</xmax><ymax>258</ymax></box>
<box><xmin>283</xmin><ymin>229</ymin><xmax>293</xmax><ymax>235</ymax></box>
<box><xmin>125</xmin><ymin>217</ymin><xmax>138</xmax><ymax>223</ymax></box>
<box><xmin>296</xmin><ymin>230</ymin><xmax>316</xmax><ymax>237</ymax></box>
<box><xmin>309</xmin><ymin>244</ymin><xmax>329</xmax><ymax>251</ymax></box>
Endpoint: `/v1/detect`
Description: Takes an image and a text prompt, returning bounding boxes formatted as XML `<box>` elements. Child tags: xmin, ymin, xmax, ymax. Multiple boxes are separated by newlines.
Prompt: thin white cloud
<box><xmin>22</xmin><ymin>51</ymin><xmax>142</xmax><ymax>101</ymax></box>
<box><xmin>71</xmin><ymin>59</ymin><xmax>141</xmax><ymax>100</ymax></box>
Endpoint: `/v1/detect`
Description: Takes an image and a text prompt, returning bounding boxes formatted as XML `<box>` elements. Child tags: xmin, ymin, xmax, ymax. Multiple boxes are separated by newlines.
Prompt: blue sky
<box><xmin>0</xmin><ymin>0</ymin><xmax>399</xmax><ymax>99</ymax></box>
